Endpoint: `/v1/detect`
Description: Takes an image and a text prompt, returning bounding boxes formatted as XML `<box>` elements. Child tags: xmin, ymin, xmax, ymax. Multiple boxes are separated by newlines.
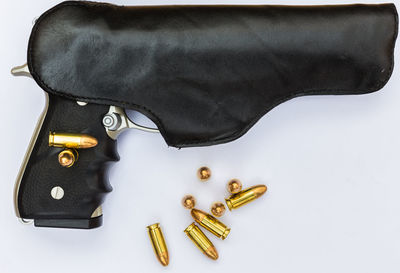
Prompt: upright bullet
<box><xmin>58</xmin><ymin>149</ymin><xmax>78</xmax><ymax>168</ymax></box>
<box><xmin>49</xmin><ymin>132</ymin><xmax>98</xmax><ymax>149</ymax></box>
<box><xmin>227</xmin><ymin>179</ymin><xmax>243</xmax><ymax>194</ymax></box>
<box><xmin>184</xmin><ymin>223</ymin><xmax>219</xmax><ymax>260</ymax></box>
<box><xmin>210</xmin><ymin>202</ymin><xmax>226</xmax><ymax>217</ymax></box>
<box><xmin>197</xmin><ymin>166</ymin><xmax>211</xmax><ymax>181</ymax></box>
<box><xmin>182</xmin><ymin>195</ymin><xmax>196</xmax><ymax>209</ymax></box>
<box><xmin>147</xmin><ymin>223</ymin><xmax>169</xmax><ymax>266</ymax></box>
<box><xmin>191</xmin><ymin>208</ymin><xmax>230</xmax><ymax>240</ymax></box>
<box><xmin>225</xmin><ymin>185</ymin><xmax>267</xmax><ymax>210</ymax></box>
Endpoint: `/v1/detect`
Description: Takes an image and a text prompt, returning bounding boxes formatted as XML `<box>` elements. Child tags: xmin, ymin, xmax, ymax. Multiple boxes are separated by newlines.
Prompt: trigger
<box><xmin>102</xmin><ymin>105</ymin><xmax>159</xmax><ymax>139</ymax></box>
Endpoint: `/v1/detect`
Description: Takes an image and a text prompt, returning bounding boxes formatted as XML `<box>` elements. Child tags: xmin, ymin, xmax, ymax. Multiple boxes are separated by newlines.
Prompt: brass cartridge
<box><xmin>225</xmin><ymin>185</ymin><xmax>267</xmax><ymax>210</ymax></box>
<box><xmin>49</xmin><ymin>132</ymin><xmax>98</xmax><ymax>149</ymax></box>
<box><xmin>191</xmin><ymin>208</ymin><xmax>230</xmax><ymax>240</ymax></box>
<box><xmin>184</xmin><ymin>223</ymin><xmax>218</xmax><ymax>260</ymax></box>
<box><xmin>147</xmin><ymin>223</ymin><xmax>169</xmax><ymax>266</ymax></box>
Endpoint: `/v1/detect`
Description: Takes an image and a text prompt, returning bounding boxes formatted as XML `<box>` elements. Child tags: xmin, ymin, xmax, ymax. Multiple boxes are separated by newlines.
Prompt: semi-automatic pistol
<box><xmin>12</xmin><ymin>1</ymin><xmax>398</xmax><ymax>229</ymax></box>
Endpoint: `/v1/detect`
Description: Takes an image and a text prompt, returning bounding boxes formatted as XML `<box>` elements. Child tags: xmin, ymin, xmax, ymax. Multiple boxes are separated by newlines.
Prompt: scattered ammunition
<box><xmin>184</xmin><ymin>223</ymin><xmax>219</xmax><ymax>260</ymax></box>
<box><xmin>197</xmin><ymin>166</ymin><xmax>211</xmax><ymax>181</ymax></box>
<box><xmin>227</xmin><ymin>179</ymin><xmax>242</xmax><ymax>194</ymax></box>
<box><xmin>49</xmin><ymin>132</ymin><xmax>98</xmax><ymax>149</ymax></box>
<box><xmin>191</xmin><ymin>208</ymin><xmax>230</xmax><ymax>240</ymax></box>
<box><xmin>182</xmin><ymin>195</ymin><xmax>196</xmax><ymax>209</ymax></box>
<box><xmin>225</xmin><ymin>184</ymin><xmax>267</xmax><ymax>210</ymax></box>
<box><xmin>147</xmin><ymin>223</ymin><xmax>169</xmax><ymax>266</ymax></box>
<box><xmin>210</xmin><ymin>202</ymin><xmax>226</xmax><ymax>217</ymax></box>
<box><xmin>58</xmin><ymin>149</ymin><xmax>78</xmax><ymax>168</ymax></box>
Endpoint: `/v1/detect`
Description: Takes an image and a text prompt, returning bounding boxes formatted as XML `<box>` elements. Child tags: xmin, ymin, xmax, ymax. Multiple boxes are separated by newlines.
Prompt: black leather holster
<box><xmin>28</xmin><ymin>1</ymin><xmax>398</xmax><ymax>147</ymax></box>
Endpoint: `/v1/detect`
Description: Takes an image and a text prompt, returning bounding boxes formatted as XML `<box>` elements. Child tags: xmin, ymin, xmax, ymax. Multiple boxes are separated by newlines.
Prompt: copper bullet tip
<box><xmin>58</xmin><ymin>149</ymin><xmax>78</xmax><ymax>168</ymax></box>
<box><xmin>158</xmin><ymin>252</ymin><xmax>169</xmax><ymax>266</ymax></box>
<box><xmin>210</xmin><ymin>202</ymin><xmax>226</xmax><ymax>217</ymax></box>
<box><xmin>252</xmin><ymin>185</ymin><xmax>267</xmax><ymax>197</ymax></box>
<box><xmin>182</xmin><ymin>195</ymin><xmax>196</xmax><ymax>209</ymax></box>
<box><xmin>80</xmin><ymin>134</ymin><xmax>98</xmax><ymax>148</ymax></box>
<box><xmin>227</xmin><ymin>178</ymin><xmax>243</xmax><ymax>194</ymax></box>
<box><xmin>197</xmin><ymin>166</ymin><xmax>211</xmax><ymax>181</ymax></box>
<box><xmin>191</xmin><ymin>208</ymin><xmax>206</xmax><ymax>222</ymax></box>
<box><xmin>205</xmin><ymin>246</ymin><xmax>219</xmax><ymax>260</ymax></box>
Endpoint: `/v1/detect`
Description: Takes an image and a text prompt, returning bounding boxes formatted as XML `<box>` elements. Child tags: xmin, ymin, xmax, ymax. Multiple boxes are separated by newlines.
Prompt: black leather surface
<box><xmin>28</xmin><ymin>1</ymin><xmax>398</xmax><ymax>148</ymax></box>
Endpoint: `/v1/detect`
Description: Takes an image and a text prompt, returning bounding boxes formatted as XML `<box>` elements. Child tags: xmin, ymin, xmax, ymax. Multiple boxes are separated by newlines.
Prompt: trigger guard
<box><xmin>102</xmin><ymin>105</ymin><xmax>159</xmax><ymax>139</ymax></box>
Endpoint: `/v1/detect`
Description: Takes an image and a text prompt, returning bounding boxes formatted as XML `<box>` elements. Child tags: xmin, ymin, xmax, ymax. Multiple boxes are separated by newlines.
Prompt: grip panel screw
<box><xmin>51</xmin><ymin>186</ymin><xmax>64</xmax><ymax>200</ymax></box>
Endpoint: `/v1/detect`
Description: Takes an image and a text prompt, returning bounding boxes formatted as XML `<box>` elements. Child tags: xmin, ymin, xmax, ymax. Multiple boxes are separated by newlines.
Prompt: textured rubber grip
<box><xmin>16</xmin><ymin>94</ymin><xmax>119</xmax><ymax>229</ymax></box>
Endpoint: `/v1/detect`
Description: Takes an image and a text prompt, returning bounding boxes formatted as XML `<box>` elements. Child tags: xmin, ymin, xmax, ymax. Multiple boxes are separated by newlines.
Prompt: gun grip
<box><xmin>15</xmin><ymin>94</ymin><xmax>119</xmax><ymax>229</ymax></box>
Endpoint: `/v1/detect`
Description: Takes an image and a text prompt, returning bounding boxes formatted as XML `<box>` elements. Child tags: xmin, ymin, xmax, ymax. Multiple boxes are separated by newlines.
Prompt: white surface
<box><xmin>1</xmin><ymin>0</ymin><xmax>399</xmax><ymax>272</ymax></box>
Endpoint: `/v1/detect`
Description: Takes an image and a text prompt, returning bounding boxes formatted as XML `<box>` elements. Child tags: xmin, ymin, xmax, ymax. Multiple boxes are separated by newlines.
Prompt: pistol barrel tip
<box><xmin>11</xmin><ymin>63</ymin><xmax>31</xmax><ymax>77</ymax></box>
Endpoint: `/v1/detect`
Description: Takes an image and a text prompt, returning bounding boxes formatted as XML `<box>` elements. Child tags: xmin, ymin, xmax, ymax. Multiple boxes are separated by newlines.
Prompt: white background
<box><xmin>1</xmin><ymin>0</ymin><xmax>399</xmax><ymax>272</ymax></box>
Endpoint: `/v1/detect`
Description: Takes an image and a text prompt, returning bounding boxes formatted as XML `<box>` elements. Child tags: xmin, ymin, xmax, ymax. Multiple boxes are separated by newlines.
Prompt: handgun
<box><xmin>12</xmin><ymin>1</ymin><xmax>398</xmax><ymax>229</ymax></box>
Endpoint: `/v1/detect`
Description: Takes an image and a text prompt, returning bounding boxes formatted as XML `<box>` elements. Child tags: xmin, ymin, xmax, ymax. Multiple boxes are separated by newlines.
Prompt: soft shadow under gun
<box><xmin>12</xmin><ymin>1</ymin><xmax>397</xmax><ymax>229</ymax></box>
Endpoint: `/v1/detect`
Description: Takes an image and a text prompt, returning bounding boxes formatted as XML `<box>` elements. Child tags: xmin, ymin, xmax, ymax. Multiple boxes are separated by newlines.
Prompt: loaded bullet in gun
<box><xmin>147</xmin><ymin>223</ymin><xmax>169</xmax><ymax>266</ymax></box>
<box><xmin>225</xmin><ymin>185</ymin><xmax>267</xmax><ymax>210</ymax></box>
<box><xmin>49</xmin><ymin>132</ymin><xmax>98</xmax><ymax>149</ymax></box>
<box><xmin>191</xmin><ymin>208</ymin><xmax>230</xmax><ymax>240</ymax></box>
<box><xmin>184</xmin><ymin>223</ymin><xmax>219</xmax><ymax>260</ymax></box>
